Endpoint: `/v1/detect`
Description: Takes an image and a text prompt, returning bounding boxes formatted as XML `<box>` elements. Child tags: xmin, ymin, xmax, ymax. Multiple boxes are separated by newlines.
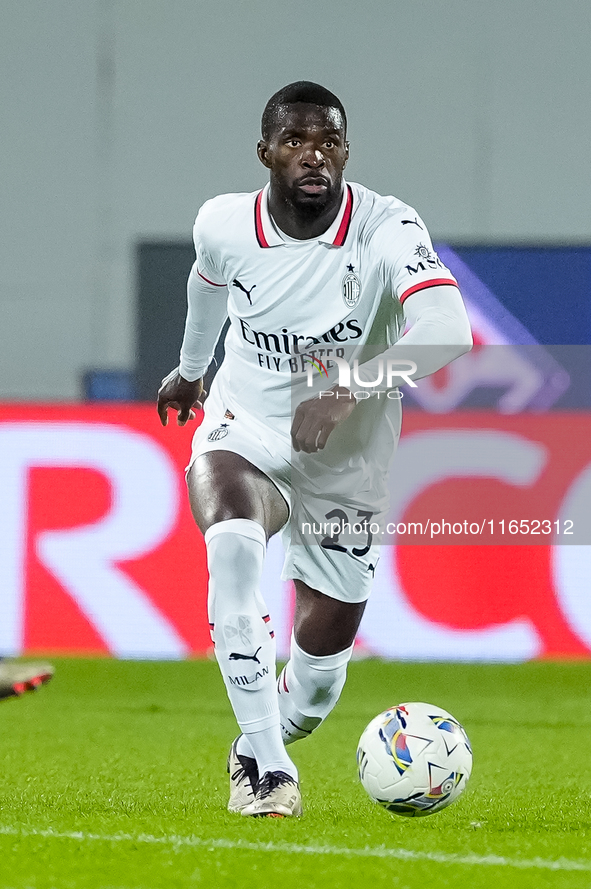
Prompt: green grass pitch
<box><xmin>1</xmin><ymin>658</ymin><xmax>591</xmax><ymax>889</ymax></box>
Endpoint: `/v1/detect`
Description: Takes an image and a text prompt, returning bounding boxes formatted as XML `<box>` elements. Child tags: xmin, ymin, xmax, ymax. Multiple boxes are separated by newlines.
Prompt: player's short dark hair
<box><xmin>261</xmin><ymin>81</ymin><xmax>347</xmax><ymax>140</ymax></box>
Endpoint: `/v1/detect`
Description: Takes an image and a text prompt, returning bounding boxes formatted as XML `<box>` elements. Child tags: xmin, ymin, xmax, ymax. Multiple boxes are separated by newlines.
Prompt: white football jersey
<box><xmin>183</xmin><ymin>180</ymin><xmax>458</xmax><ymax>436</ymax></box>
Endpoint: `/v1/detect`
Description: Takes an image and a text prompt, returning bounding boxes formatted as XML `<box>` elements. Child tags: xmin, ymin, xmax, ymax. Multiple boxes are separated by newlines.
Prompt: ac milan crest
<box><xmin>207</xmin><ymin>423</ymin><xmax>229</xmax><ymax>442</ymax></box>
<box><xmin>342</xmin><ymin>271</ymin><xmax>361</xmax><ymax>308</ymax></box>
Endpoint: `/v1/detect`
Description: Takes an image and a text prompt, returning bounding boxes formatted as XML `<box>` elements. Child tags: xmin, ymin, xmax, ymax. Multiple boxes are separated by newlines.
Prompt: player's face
<box><xmin>258</xmin><ymin>104</ymin><xmax>349</xmax><ymax>213</ymax></box>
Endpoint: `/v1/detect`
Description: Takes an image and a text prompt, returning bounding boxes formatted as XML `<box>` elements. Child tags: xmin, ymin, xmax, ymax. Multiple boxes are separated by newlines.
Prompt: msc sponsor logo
<box><xmin>406</xmin><ymin>245</ymin><xmax>446</xmax><ymax>275</ymax></box>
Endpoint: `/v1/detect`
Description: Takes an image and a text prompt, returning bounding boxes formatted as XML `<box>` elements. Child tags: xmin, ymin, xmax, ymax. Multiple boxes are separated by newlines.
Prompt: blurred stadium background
<box><xmin>1</xmin><ymin>0</ymin><xmax>590</xmax><ymax>663</ymax></box>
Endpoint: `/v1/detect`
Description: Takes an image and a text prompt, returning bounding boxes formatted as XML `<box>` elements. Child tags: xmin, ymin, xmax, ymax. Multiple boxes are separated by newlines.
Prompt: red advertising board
<box><xmin>1</xmin><ymin>405</ymin><xmax>590</xmax><ymax>660</ymax></box>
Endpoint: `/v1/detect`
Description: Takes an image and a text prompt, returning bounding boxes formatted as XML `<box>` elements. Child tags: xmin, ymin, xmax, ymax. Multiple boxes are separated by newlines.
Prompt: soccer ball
<box><xmin>357</xmin><ymin>702</ymin><xmax>472</xmax><ymax>817</ymax></box>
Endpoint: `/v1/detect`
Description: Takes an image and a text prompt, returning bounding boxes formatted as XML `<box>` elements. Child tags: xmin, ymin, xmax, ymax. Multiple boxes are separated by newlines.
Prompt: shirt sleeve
<box><xmin>374</xmin><ymin>209</ymin><xmax>458</xmax><ymax>305</ymax></box>
<box><xmin>191</xmin><ymin>212</ymin><xmax>226</xmax><ymax>287</ymax></box>
<box><xmin>353</xmin><ymin>284</ymin><xmax>473</xmax><ymax>392</ymax></box>
<box><xmin>178</xmin><ymin>260</ymin><xmax>229</xmax><ymax>382</ymax></box>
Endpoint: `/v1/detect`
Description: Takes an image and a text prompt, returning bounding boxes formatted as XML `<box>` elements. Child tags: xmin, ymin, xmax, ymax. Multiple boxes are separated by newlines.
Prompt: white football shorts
<box><xmin>187</xmin><ymin>385</ymin><xmax>390</xmax><ymax>604</ymax></box>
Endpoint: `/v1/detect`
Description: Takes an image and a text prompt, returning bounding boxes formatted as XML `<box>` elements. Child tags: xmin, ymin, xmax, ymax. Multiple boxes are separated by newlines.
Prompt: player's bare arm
<box><xmin>157</xmin><ymin>369</ymin><xmax>204</xmax><ymax>427</ymax></box>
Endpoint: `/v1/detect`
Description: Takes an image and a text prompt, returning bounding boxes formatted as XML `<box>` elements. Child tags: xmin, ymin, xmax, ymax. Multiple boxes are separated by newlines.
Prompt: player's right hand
<box><xmin>291</xmin><ymin>385</ymin><xmax>357</xmax><ymax>453</ymax></box>
<box><xmin>157</xmin><ymin>368</ymin><xmax>205</xmax><ymax>427</ymax></box>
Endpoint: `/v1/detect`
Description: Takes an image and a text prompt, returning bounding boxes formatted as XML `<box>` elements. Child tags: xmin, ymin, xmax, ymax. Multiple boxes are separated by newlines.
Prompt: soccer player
<box><xmin>0</xmin><ymin>658</ymin><xmax>54</xmax><ymax>701</ymax></box>
<box><xmin>158</xmin><ymin>81</ymin><xmax>472</xmax><ymax>817</ymax></box>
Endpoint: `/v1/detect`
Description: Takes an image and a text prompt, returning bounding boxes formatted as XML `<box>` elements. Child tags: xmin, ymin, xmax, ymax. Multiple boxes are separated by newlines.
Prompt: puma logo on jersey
<box><xmin>229</xmin><ymin>647</ymin><xmax>262</xmax><ymax>664</ymax></box>
<box><xmin>401</xmin><ymin>217</ymin><xmax>423</xmax><ymax>229</ymax></box>
<box><xmin>232</xmin><ymin>278</ymin><xmax>256</xmax><ymax>304</ymax></box>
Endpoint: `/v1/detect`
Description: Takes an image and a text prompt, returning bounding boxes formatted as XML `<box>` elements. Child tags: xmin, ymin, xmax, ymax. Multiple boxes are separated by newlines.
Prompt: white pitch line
<box><xmin>0</xmin><ymin>825</ymin><xmax>589</xmax><ymax>873</ymax></box>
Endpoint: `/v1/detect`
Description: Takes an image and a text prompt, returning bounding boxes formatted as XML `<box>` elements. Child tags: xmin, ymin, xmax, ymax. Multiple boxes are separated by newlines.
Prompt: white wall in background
<box><xmin>1</xmin><ymin>0</ymin><xmax>589</xmax><ymax>398</ymax></box>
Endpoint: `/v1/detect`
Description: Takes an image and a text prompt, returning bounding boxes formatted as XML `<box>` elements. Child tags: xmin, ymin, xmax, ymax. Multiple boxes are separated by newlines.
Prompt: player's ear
<box><xmin>344</xmin><ymin>141</ymin><xmax>350</xmax><ymax>167</ymax></box>
<box><xmin>257</xmin><ymin>140</ymin><xmax>272</xmax><ymax>168</ymax></box>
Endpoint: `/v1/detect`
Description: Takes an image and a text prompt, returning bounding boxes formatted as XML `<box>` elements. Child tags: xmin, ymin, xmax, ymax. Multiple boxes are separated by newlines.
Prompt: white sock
<box><xmin>205</xmin><ymin>519</ymin><xmax>297</xmax><ymax>780</ymax></box>
<box><xmin>278</xmin><ymin>633</ymin><xmax>354</xmax><ymax>744</ymax></box>
<box><xmin>238</xmin><ymin>633</ymin><xmax>353</xmax><ymax>755</ymax></box>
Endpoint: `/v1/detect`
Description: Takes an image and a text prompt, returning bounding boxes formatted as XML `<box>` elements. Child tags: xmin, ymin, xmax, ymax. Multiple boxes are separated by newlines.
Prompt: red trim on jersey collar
<box><xmin>332</xmin><ymin>185</ymin><xmax>354</xmax><ymax>247</ymax></box>
<box><xmin>399</xmin><ymin>278</ymin><xmax>459</xmax><ymax>304</ymax></box>
<box><xmin>254</xmin><ymin>184</ymin><xmax>354</xmax><ymax>248</ymax></box>
<box><xmin>254</xmin><ymin>190</ymin><xmax>270</xmax><ymax>248</ymax></box>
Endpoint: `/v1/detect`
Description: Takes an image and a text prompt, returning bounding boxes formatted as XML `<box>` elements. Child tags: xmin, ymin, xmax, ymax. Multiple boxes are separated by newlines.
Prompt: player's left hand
<box><xmin>291</xmin><ymin>386</ymin><xmax>356</xmax><ymax>453</ymax></box>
